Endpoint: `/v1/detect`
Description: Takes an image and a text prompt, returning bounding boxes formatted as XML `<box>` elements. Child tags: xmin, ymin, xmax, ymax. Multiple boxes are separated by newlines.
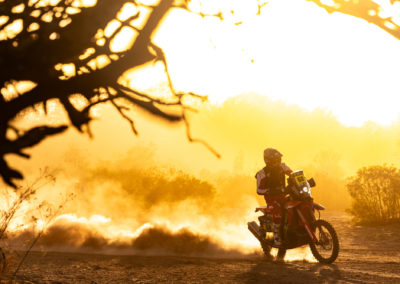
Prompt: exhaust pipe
<box><xmin>248</xmin><ymin>221</ymin><xmax>264</xmax><ymax>242</ymax></box>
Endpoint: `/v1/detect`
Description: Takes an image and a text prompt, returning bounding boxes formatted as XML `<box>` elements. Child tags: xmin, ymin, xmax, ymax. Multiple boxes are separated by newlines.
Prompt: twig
<box><xmin>148</xmin><ymin>42</ymin><xmax>208</xmax><ymax>104</ymax></box>
<box><xmin>12</xmin><ymin>178</ymin><xmax>70</xmax><ymax>277</ymax></box>
<box><xmin>146</xmin><ymin>42</ymin><xmax>219</xmax><ymax>156</ymax></box>
<box><xmin>12</xmin><ymin>230</ymin><xmax>43</xmax><ymax>277</ymax></box>
<box><xmin>110</xmin><ymin>99</ymin><xmax>138</xmax><ymax>135</ymax></box>
<box><xmin>182</xmin><ymin>110</ymin><xmax>220</xmax><ymax>159</ymax></box>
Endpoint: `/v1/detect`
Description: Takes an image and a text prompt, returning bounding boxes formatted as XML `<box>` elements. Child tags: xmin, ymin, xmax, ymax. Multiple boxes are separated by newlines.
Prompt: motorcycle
<box><xmin>248</xmin><ymin>170</ymin><xmax>339</xmax><ymax>263</ymax></box>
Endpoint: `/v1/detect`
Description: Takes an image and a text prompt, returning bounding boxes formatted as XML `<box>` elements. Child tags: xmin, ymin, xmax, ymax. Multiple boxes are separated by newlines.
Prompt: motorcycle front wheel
<box><xmin>309</xmin><ymin>219</ymin><xmax>339</xmax><ymax>263</ymax></box>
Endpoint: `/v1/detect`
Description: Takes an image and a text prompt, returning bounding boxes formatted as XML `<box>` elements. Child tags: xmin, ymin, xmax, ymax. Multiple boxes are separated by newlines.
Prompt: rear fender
<box><xmin>255</xmin><ymin>205</ymin><xmax>274</xmax><ymax>214</ymax></box>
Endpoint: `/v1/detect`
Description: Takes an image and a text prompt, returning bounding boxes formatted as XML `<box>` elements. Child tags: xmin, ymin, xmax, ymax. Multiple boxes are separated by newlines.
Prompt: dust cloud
<box><xmin>7</xmin><ymin>221</ymin><xmax>246</xmax><ymax>257</ymax></box>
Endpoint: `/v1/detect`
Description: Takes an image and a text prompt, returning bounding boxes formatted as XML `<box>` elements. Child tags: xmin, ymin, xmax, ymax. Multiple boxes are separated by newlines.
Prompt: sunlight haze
<box><xmin>150</xmin><ymin>0</ymin><xmax>400</xmax><ymax>126</ymax></box>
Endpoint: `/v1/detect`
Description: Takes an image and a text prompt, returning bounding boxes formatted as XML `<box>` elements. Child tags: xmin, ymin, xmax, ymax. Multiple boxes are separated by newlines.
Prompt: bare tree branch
<box><xmin>0</xmin><ymin>0</ymin><xmax>269</xmax><ymax>186</ymax></box>
<box><xmin>307</xmin><ymin>0</ymin><xmax>400</xmax><ymax>40</ymax></box>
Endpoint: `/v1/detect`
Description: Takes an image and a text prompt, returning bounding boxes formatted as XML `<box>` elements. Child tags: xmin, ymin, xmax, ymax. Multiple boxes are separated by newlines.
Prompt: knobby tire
<box><xmin>309</xmin><ymin>219</ymin><xmax>339</xmax><ymax>263</ymax></box>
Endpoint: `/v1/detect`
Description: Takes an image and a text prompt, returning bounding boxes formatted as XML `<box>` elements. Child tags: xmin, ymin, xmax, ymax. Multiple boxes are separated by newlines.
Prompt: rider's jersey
<box><xmin>255</xmin><ymin>163</ymin><xmax>292</xmax><ymax>196</ymax></box>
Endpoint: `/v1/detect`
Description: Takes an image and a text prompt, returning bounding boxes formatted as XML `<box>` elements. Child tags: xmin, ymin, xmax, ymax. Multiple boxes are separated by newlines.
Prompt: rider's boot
<box><xmin>273</xmin><ymin>223</ymin><xmax>282</xmax><ymax>246</ymax></box>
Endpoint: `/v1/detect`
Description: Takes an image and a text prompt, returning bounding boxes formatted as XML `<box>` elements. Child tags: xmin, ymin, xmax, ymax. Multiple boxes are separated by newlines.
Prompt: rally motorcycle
<box><xmin>248</xmin><ymin>170</ymin><xmax>339</xmax><ymax>263</ymax></box>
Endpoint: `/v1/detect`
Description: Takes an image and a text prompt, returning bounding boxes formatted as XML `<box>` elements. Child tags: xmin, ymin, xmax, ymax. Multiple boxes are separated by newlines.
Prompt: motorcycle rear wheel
<box><xmin>309</xmin><ymin>219</ymin><xmax>339</xmax><ymax>263</ymax></box>
<box><xmin>261</xmin><ymin>242</ymin><xmax>273</xmax><ymax>260</ymax></box>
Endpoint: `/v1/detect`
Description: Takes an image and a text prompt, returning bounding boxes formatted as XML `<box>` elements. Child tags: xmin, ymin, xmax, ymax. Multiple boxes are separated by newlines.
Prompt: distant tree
<box><xmin>346</xmin><ymin>165</ymin><xmax>400</xmax><ymax>224</ymax></box>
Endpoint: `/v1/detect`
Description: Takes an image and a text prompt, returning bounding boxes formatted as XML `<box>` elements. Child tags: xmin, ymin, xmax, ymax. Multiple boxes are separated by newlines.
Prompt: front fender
<box><xmin>312</xmin><ymin>202</ymin><xmax>325</xmax><ymax>210</ymax></box>
<box><xmin>285</xmin><ymin>200</ymin><xmax>302</xmax><ymax>210</ymax></box>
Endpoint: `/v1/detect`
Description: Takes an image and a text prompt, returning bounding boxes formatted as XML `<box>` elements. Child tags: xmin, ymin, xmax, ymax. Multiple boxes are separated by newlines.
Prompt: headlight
<box><xmin>302</xmin><ymin>186</ymin><xmax>308</xmax><ymax>193</ymax></box>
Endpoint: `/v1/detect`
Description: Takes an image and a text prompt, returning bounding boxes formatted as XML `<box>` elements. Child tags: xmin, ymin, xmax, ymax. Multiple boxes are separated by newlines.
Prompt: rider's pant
<box><xmin>264</xmin><ymin>194</ymin><xmax>287</xmax><ymax>239</ymax></box>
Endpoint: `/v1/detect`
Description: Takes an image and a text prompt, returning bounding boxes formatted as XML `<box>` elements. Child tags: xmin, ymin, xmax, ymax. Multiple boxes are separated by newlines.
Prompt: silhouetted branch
<box><xmin>307</xmin><ymin>0</ymin><xmax>400</xmax><ymax>40</ymax></box>
<box><xmin>110</xmin><ymin>99</ymin><xmax>139</xmax><ymax>135</ymax></box>
<box><xmin>0</xmin><ymin>124</ymin><xmax>67</xmax><ymax>187</ymax></box>
<box><xmin>112</xmin><ymin>83</ymin><xmax>182</xmax><ymax>121</ymax></box>
<box><xmin>6</xmin><ymin>126</ymin><xmax>68</xmax><ymax>154</ymax></box>
<box><xmin>0</xmin><ymin>0</ymin><xmax>254</xmax><ymax>186</ymax></box>
<box><xmin>0</xmin><ymin>1</ymin><xmax>174</xmax><ymax>187</ymax></box>
<box><xmin>257</xmin><ymin>0</ymin><xmax>269</xmax><ymax>15</ymax></box>
<box><xmin>149</xmin><ymin>42</ymin><xmax>209</xmax><ymax>104</ymax></box>
<box><xmin>0</xmin><ymin>159</ymin><xmax>23</xmax><ymax>188</ymax></box>
<box><xmin>147</xmin><ymin>41</ymin><xmax>219</xmax><ymax>157</ymax></box>
<box><xmin>172</xmin><ymin>0</ymin><xmax>224</xmax><ymax>20</ymax></box>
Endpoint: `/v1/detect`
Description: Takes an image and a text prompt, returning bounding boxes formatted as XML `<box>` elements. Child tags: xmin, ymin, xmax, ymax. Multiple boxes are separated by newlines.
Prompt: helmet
<box><xmin>263</xmin><ymin>148</ymin><xmax>282</xmax><ymax>166</ymax></box>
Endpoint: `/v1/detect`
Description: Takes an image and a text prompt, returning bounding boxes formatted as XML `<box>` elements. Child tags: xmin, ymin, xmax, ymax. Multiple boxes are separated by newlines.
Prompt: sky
<box><xmin>146</xmin><ymin>0</ymin><xmax>400</xmax><ymax>126</ymax></box>
<box><xmin>13</xmin><ymin>0</ymin><xmax>399</xmax><ymax>126</ymax></box>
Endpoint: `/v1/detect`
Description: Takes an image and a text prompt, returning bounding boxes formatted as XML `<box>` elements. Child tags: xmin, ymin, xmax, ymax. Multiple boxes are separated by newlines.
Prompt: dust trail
<box><xmin>6</xmin><ymin>218</ymin><xmax>248</xmax><ymax>258</ymax></box>
<box><xmin>6</xmin><ymin>214</ymin><xmax>318</xmax><ymax>262</ymax></box>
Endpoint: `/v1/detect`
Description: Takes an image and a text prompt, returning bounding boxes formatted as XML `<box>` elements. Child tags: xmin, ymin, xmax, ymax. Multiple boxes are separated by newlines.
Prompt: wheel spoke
<box><xmin>309</xmin><ymin>220</ymin><xmax>339</xmax><ymax>263</ymax></box>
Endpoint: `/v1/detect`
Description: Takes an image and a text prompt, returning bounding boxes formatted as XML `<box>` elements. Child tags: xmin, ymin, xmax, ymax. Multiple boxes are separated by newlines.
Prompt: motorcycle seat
<box><xmin>255</xmin><ymin>205</ymin><xmax>270</xmax><ymax>213</ymax></box>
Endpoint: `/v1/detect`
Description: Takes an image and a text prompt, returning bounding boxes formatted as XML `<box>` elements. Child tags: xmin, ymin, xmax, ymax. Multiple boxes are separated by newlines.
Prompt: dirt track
<box><xmin>7</xmin><ymin>212</ymin><xmax>400</xmax><ymax>283</ymax></box>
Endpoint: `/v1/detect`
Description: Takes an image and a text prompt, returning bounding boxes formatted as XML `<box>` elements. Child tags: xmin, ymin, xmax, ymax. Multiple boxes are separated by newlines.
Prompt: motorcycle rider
<box><xmin>255</xmin><ymin>148</ymin><xmax>292</xmax><ymax>246</ymax></box>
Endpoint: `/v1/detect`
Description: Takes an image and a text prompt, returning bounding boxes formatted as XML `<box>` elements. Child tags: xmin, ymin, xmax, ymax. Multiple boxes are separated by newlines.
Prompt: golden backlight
<box><xmin>4</xmin><ymin>0</ymin><xmax>400</xmax><ymax>263</ymax></box>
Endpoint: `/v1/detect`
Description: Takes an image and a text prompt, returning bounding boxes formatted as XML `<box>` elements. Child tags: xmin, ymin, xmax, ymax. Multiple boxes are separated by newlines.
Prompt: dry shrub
<box><xmin>0</xmin><ymin>168</ymin><xmax>73</xmax><ymax>279</ymax></box>
<box><xmin>347</xmin><ymin>165</ymin><xmax>400</xmax><ymax>224</ymax></box>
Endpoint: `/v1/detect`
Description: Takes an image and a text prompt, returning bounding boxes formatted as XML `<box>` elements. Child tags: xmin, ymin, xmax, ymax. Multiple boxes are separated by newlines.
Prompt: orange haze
<box><xmin>4</xmin><ymin>93</ymin><xmax>400</xmax><ymax>257</ymax></box>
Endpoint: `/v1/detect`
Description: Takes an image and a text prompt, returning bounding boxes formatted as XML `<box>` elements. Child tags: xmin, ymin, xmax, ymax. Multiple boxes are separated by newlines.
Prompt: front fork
<box><xmin>296</xmin><ymin>208</ymin><xmax>318</xmax><ymax>243</ymax></box>
<box><xmin>282</xmin><ymin>209</ymin><xmax>288</xmax><ymax>240</ymax></box>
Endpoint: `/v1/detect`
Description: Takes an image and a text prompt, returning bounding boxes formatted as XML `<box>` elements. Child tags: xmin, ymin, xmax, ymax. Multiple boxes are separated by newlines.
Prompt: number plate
<box><xmin>295</xmin><ymin>175</ymin><xmax>306</xmax><ymax>185</ymax></box>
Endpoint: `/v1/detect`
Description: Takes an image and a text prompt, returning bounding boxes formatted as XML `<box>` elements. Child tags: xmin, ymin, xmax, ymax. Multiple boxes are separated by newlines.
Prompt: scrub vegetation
<box><xmin>347</xmin><ymin>165</ymin><xmax>400</xmax><ymax>225</ymax></box>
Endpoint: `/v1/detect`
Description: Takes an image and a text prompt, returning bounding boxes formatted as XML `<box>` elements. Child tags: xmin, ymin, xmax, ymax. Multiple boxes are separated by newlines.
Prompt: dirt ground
<box><xmin>4</xmin><ymin>212</ymin><xmax>400</xmax><ymax>283</ymax></box>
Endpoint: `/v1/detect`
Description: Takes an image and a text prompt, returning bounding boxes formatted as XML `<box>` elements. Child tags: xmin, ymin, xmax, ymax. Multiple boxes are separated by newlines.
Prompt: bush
<box><xmin>346</xmin><ymin>165</ymin><xmax>400</xmax><ymax>224</ymax></box>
